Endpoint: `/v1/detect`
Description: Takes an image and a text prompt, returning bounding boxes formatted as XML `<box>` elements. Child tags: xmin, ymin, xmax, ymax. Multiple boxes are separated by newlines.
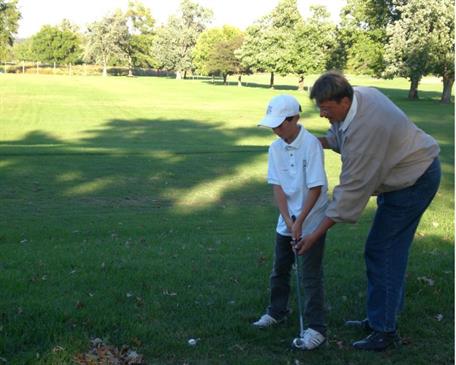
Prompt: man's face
<box><xmin>317</xmin><ymin>97</ymin><xmax>351</xmax><ymax>124</ymax></box>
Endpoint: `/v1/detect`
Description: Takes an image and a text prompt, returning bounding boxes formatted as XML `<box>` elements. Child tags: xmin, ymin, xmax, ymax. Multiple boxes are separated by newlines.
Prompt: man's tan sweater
<box><xmin>325</xmin><ymin>86</ymin><xmax>440</xmax><ymax>223</ymax></box>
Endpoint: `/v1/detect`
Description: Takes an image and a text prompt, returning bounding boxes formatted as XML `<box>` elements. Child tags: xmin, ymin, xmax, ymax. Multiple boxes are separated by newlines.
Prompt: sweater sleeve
<box><xmin>326</xmin><ymin>124</ymin><xmax>390</xmax><ymax>223</ymax></box>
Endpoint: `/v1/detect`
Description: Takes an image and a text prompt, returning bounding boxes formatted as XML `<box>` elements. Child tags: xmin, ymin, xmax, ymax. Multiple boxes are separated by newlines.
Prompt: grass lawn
<box><xmin>0</xmin><ymin>73</ymin><xmax>453</xmax><ymax>364</ymax></box>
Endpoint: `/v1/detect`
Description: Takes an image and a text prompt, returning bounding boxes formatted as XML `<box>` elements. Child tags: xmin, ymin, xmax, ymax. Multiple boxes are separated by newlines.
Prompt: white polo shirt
<box><xmin>267</xmin><ymin>125</ymin><xmax>328</xmax><ymax>236</ymax></box>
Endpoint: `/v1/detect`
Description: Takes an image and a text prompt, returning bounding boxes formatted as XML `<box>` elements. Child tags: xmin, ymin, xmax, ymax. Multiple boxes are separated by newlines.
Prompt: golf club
<box><xmin>290</xmin><ymin>215</ymin><xmax>307</xmax><ymax>349</ymax></box>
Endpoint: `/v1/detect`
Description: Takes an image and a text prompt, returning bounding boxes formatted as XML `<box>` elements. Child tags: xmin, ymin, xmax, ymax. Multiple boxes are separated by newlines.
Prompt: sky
<box><xmin>16</xmin><ymin>0</ymin><xmax>347</xmax><ymax>38</ymax></box>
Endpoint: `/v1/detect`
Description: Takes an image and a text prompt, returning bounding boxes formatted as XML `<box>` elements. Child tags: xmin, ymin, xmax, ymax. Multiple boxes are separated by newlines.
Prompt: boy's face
<box><xmin>272</xmin><ymin>116</ymin><xmax>299</xmax><ymax>143</ymax></box>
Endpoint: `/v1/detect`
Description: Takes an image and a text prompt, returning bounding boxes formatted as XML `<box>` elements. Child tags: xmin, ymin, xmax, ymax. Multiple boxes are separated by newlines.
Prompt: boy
<box><xmin>253</xmin><ymin>94</ymin><xmax>329</xmax><ymax>350</ymax></box>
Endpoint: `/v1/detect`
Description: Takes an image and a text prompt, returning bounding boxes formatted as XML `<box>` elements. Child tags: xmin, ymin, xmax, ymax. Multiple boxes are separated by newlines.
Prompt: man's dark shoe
<box><xmin>345</xmin><ymin>318</ymin><xmax>372</xmax><ymax>331</ymax></box>
<box><xmin>352</xmin><ymin>330</ymin><xmax>401</xmax><ymax>351</ymax></box>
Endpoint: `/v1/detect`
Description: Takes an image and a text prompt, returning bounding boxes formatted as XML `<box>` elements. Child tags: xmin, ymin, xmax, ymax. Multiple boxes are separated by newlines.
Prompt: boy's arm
<box><xmin>272</xmin><ymin>184</ymin><xmax>294</xmax><ymax>232</ymax></box>
<box><xmin>292</xmin><ymin>186</ymin><xmax>321</xmax><ymax>241</ymax></box>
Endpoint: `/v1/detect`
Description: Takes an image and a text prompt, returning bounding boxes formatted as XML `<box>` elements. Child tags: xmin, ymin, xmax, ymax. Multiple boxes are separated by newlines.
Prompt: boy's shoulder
<box><xmin>269</xmin><ymin>137</ymin><xmax>284</xmax><ymax>150</ymax></box>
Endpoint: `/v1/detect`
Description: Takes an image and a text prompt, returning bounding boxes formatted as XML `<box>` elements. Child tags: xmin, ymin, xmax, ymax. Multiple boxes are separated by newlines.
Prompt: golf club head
<box><xmin>291</xmin><ymin>336</ymin><xmax>307</xmax><ymax>350</ymax></box>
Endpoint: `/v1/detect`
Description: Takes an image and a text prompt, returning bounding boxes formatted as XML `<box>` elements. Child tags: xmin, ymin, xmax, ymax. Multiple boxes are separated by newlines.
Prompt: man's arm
<box><xmin>318</xmin><ymin>137</ymin><xmax>331</xmax><ymax>149</ymax></box>
<box><xmin>296</xmin><ymin>216</ymin><xmax>336</xmax><ymax>255</ymax></box>
<box><xmin>272</xmin><ymin>184</ymin><xmax>293</xmax><ymax>231</ymax></box>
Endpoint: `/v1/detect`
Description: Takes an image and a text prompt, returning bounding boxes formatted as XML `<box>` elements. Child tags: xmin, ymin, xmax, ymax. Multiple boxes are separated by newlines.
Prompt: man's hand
<box><xmin>295</xmin><ymin>233</ymin><xmax>319</xmax><ymax>255</ymax></box>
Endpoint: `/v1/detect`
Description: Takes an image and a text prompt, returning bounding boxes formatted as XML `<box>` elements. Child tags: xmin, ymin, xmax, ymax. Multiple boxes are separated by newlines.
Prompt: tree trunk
<box><xmin>102</xmin><ymin>64</ymin><xmax>107</xmax><ymax>77</ymax></box>
<box><xmin>128</xmin><ymin>56</ymin><xmax>133</xmax><ymax>77</ymax></box>
<box><xmin>269</xmin><ymin>72</ymin><xmax>274</xmax><ymax>89</ymax></box>
<box><xmin>298</xmin><ymin>76</ymin><xmax>305</xmax><ymax>92</ymax></box>
<box><xmin>68</xmin><ymin>63</ymin><xmax>72</xmax><ymax>76</ymax></box>
<box><xmin>22</xmin><ymin>61</ymin><xmax>25</xmax><ymax>74</ymax></box>
<box><xmin>440</xmin><ymin>75</ymin><xmax>454</xmax><ymax>104</ymax></box>
<box><xmin>183</xmin><ymin>70</ymin><xmax>187</xmax><ymax>79</ymax></box>
<box><xmin>36</xmin><ymin>62</ymin><xmax>39</xmax><ymax>74</ymax></box>
<box><xmin>238</xmin><ymin>75</ymin><xmax>242</xmax><ymax>87</ymax></box>
<box><xmin>223</xmin><ymin>74</ymin><xmax>227</xmax><ymax>85</ymax></box>
<box><xmin>408</xmin><ymin>77</ymin><xmax>420</xmax><ymax>100</ymax></box>
<box><xmin>53</xmin><ymin>62</ymin><xmax>56</xmax><ymax>73</ymax></box>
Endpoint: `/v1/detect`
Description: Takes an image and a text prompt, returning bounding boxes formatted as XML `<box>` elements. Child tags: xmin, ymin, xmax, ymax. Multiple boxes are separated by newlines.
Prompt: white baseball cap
<box><xmin>258</xmin><ymin>94</ymin><xmax>301</xmax><ymax>128</ymax></box>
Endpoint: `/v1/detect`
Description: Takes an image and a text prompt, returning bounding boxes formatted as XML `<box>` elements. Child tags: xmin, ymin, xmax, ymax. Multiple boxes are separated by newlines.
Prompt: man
<box><xmin>253</xmin><ymin>94</ymin><xmax>329</xmax><ymax>350</ymax></box>
<box><xmin>295</xmin><ymin>71</ymin><xmax>441</xmax><ymax>351</ymax></box>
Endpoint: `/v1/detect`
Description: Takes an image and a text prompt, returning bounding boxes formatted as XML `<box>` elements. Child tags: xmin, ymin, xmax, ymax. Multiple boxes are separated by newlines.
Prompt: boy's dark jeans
<box><xmin>267</xmin><ymin>232</ymin><xmax>326</xmax><ymax>335</ymax></box>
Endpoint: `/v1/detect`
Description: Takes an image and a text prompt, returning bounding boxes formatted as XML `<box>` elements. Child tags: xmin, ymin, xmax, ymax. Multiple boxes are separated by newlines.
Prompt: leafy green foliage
<box><xmin>0</xmin><ymin>0</ymin><xmax>20</xmax><ymax>59</ymax></box>
<box><xmin>293</xmin><ymin>5</ymin><xmax>337</xmax><ymax>77</ymax></box>
<box><xmin>84</xmin><ymin>11</ymin><xmax>130</xmax><ymax>76</ymax></box>
<box><xmin>152</xmin><ymin>0</ymin><xmax>212</xmax><ymax>78</ymax></box>
<box><xmin>383</xmin><ymin>0</ymin><xmax>451</xmax><ymax>99</ymax></box>
<box><xmin>11</xmin><ymin>38</ymin><xmax>33</xmax><ymax>61</ymax></box>
<box><xmin>193</xmin><ymin>25</ymin><xmax>244</xmax><ymax>83</ymax></box>
<box><xmin>125</xmin><ymin>0</ymin><xmax>157</xmax><ymax>70</ymax></box>
<box><xmin>236</xmin><ymin>0</ymin><xmax>303</xmax><ymax>87</ymax></box>
<box><xmin>426</xmin><ymin>0</ymin><xmax>454</xmax><ymax>103</ymax></box>
<box><xmin>31</xmin><ymin>24</ymin><xmax>81</xmax><ymax>65</ymax></box>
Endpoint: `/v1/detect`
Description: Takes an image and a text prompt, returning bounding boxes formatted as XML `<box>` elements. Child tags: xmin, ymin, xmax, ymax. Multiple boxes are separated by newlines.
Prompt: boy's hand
<box><xmin>291</xmin><ymin>219</ymin><xmax>303</xmax><ymax>242</ymax></box>
<box><xmin>285</xmin><ymin>216</ymin><xmax>294</xmax><ymax>232</ymax></box>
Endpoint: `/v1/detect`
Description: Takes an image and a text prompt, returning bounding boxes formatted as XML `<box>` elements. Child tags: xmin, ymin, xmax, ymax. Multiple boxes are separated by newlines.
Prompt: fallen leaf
<box><xmin>162</xmin><ymin>290</ymin><xmax>177</xmax><ymax>296</ymax></box>
<box><xmin>52</xmin><ymin>346</ymin><xmax>64</xmax><ymax>353</ymax></box>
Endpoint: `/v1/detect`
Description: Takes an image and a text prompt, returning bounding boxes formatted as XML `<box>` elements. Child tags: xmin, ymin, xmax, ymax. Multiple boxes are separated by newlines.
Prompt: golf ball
<box><xmin>188</xmin><ymin>338</ymin><xmax>197</xmax><ymax>346</ymax></box>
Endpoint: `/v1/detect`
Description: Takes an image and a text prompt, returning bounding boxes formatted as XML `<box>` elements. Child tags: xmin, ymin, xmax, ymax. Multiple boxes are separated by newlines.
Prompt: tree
<box><xmin>125</xmin><ymin>0</ymin><xmax>156</xmax><ymax>73</ymax></box>
<box><xmin>237</xmin><ymin>0</ymin><xmax>302</xmax><ymax>88</ymax></box>
<box><xmin>293</xmin><ymin>5</ymin><xmax>337</xmax><ymax>85</ymax></box>
<box><xmin>31</xmin><ymin>24</ymin><xmax>81</xmax><ymax>69</ymax></box>
<box><xmin>193</xmin><ymin>25</ymin><xmax>244</xmax><ymax>84</ymax></box>
<box><xmin>427</xmin><ymin>0</ymin><xmax>454</xmax><ymax>103</ymax></box>
<box><xmin>13</xmin><ymin>38</ymin><xmax>33</xmax><ymax>61</ymax></box>
<box><xmin>383</xmin><ymin>0</ymin><xmax>449</xmax><ymax>99</ymax></box>
<box><xmin>84</xmin><ymin>11</ymin><xmax>130</xmax><ymax>76</ymax></box>
<box><xmin>0</xmin><ymin>0</ymin><xmax>20</xmax><ymax>60</ymax></box>
<box><xmin>335</xmin><ymin>0</ymin><xmax>403</xmax><ymax>76</ymax></box>
<box><xmin>152</xmin><ymin>0</ymin><xmax>212</xmax><ymax>79</ymax></box>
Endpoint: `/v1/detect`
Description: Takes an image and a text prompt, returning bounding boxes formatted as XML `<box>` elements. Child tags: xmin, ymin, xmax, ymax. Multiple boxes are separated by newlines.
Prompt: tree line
<box><xmin>1</xmin><ymin>0</ymin><xmax>453</xmax><ymax>102</ymax></box>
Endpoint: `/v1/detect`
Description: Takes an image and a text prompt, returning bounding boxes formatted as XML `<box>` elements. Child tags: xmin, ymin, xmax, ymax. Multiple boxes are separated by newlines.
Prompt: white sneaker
<box><xmin>292</xmin><ymin>328</ymin><xmax>325</xmax><ymax>350</ymax></box>
<box><xmin>252</xmin><ymin>314</ymin><xmax>278</xmax><ymax>328</ymax></box>
<box><xmin>302</xmin><ymin>328</ymin><xmax>326</xmax><ymax>349</ymax></box>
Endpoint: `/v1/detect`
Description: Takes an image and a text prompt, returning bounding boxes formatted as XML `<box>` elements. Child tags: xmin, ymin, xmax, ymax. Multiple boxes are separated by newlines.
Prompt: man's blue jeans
<box><xmin>365</xmin><ymin>158</ymin><xmax>441</xmax><ymax>332</ymax></box>
<box><xmin>267</xmin><ymin>232</ymin><xmax>326</xmax><ymax>335</ymax></box>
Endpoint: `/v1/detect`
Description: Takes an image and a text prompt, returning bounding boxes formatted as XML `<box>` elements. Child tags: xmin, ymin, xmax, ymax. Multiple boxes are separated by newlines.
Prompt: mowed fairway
<box><xmin>0</xmin><ymin>74</ymin><xmax>453</xmax><ymax>364</ymax></box>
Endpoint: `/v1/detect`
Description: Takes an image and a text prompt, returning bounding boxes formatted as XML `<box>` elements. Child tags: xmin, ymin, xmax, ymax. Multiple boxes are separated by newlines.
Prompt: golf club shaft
<box><xmin>291</xmin><ymin>215</ymin><xmax>305</xmax><ymax>338</ymax></box>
